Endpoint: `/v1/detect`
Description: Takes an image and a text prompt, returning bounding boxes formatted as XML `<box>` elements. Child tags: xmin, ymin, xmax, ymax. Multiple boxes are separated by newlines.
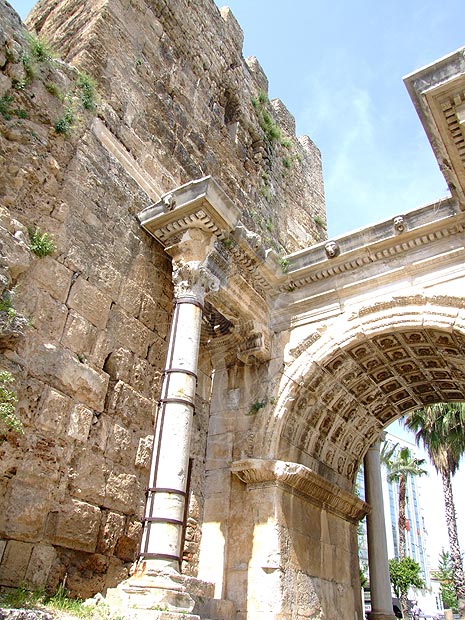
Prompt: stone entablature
<box><xmin>231</xmin><ymin>458</ymin><xmax>369</xmax><ymax>523</ymax></box>
<box><xmin>405</xmin><ymin>46</ymin><xmax>465</xmax><ymax>205</ymax></box>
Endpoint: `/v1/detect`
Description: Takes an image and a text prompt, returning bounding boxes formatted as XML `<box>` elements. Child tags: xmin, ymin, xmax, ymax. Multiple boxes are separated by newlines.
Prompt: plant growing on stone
<box><xmin>0</xmin><ymin>288</ymin><xmax>17</xmax><ymax>321</ymax></box>
<box><xmin>282</xmin><ymin>156</ymin><xmax>291</xmax><ymax>169</ymax></box>
<box><xmin>45</xmin><ymin>81</ymin><xmax>63</xmax><ymax>99</ymax></box>
<box><xmin>26</xmin><ymin>32</ymin><xmax>56</xmax><ymax>63</ymax></box>
<box><xmin>0</xmin><ymin>94</ymin><xmax>14</xmax><ymax>119</ymax></box>
<box><xmin>54</xmin><ymin>105</ymin><xmax>75</xmax><ymax>134</ymax></box>
<box><xmin>0</xmin><ymin>370</ymin><xmax>22</xmax><ymax>434</ymax></box>
<box><xmin>28</xmin><ymin>227</ymin><xmax>57</xmax><ymax>257</ymax></box>
<box><xmin>247</xmin><ymin>400</ymin><xmax>267</xmax><ymax>415</ymax></box>
<box><xmin>21</xmin><ymin>51</ymin><xmax>36</xmax><ymax>84</ymax></box>
<box><xmin>252</xmin><ymin>91</ymin><xmax>282</xmax><ymax>146</ymax></box>
<box><xmin>252</xmin><ymin>90</ymin><xmax>292</xmax><ymax>150</ymax></box>
<box><xmin>279</xmin><ymin>257</ymin><xmax>290</xmax><ymax>273</ymax></box>
<box><xmin>77</xmin><ymin>72</ymin><xmax>97</xmax><ymax>110</ymax></box>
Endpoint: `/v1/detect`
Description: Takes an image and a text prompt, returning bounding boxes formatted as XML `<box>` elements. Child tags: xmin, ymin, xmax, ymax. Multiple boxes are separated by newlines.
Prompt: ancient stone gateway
<box><xmin>1</xmin><ymin>1</ymin><xmax>465</xmax><ymax>619</ymax></box>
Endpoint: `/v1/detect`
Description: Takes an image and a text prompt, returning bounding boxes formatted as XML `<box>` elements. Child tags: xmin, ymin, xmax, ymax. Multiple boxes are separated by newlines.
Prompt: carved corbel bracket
<box><xmin>235</xmin><ymin>319</ymin><xmax>271</xmax><ymax>364</ymax></box>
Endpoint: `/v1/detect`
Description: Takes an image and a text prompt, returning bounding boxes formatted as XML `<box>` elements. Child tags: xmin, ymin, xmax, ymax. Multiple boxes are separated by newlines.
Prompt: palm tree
<box><xmin>404</xmin><ymin>403</ymin><xmax>465</xmax><ymax>620</ymax></box>
<box><xmin>381</xmin><ymin>442</ymin><xmax>427</xmax><ymax>559</ymax></box>
<box><xmin>381</xmin><ymin>441</ymin><xmax>427</xmax><ymax>618</ymax></box>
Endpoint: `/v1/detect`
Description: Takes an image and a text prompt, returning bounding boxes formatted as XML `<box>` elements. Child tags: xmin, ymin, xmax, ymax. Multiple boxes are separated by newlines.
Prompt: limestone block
<box><xmin>0</xmin><ymin>540</ymin><xmax>33</xmax><ymax>586</ymax></box>
<box><xmin>27</xmin><ymin>257</ymin><xmax>72</xmax><ymax>303</ymax></box>
<box><xmin>104</xmin><ymin>470</ymin><xmax>141</xmax><ymax>513</ymax></box>
<box><xmin>24</xmin><ymin>543</ymin><xmax>57</xmax><ymax>589</ymax></box>
<box><xmin>3</xmin><ymin>480</ymin><xmax>50</xmax><ymax>540</ymax></box>
<box><xmin>67</xmin><ymin>277</ymin><xmax>112</xmax><ymax>329</ymax></box>
<box><xmin>135</xmin><ymin>434</ymin><xmax>153</xmax><ymax>470</ymax></box>
<box><xmin>64</xmin><ymin>553</ymin><xmax>109</xmax><ymax>600</ymax></box>
<box><xmin>152</xmin><ymin>308</ymin><xmax>171</xmax><ymax>339</ymax></box>
<box><xmin>0</xmin><ymin>540</ymin><xmax>6</xmax><ymax>562</ymax></box>
<box><xmin>45</xmin><ymin>499</ymin><xmax>101</xmax><ymax>552</ymax></box>
<box><xmin>62</xmin><ymin>310</ymin><xmax>98</xmax><ymax>358</ymax></box>
<box><xmin>147</xmin><ymin>333</ymin><xmax>169</xmax><ymax>366</ymax></box>
<box><xmin>108</xmin><ymin>307</ymin><xmax>156</xmax><ymax>358</ymax></box>
<box><xmin>205</xmin><ymin>468</ymin><xmax>231</xmax><ymax>496</ymax></box>
<box><xmin>87</xmin><ymin>412</ymin><xmax>112</xmax><ymax>452</ymax></box>
<box><xmin>106</xmin><ymin>423</ymin><xmax>132</xmax><ymax>464</ymax></box>
<box><xmin>27</xmin><ymin>340</ymin><xmax>109</xmax><ymax>411</ymax></box>
<box><xmin>0</xmin><ymin>222</ymin><xmax>31</xmax><ymax>280</ymax></box>
<box><xmin>103</xmin><ymin>347</ymin><xmax>134</xmax><ymax>383</ymax></box>
<box><xmin>69</xmin><ymin>454</ymin><xmax>107</xmax><ymax>505</ymax></box>
<box><xmin>67</xmin><ymin>403</ymin><xmax>94</xmax><ymax>441</ymax></box>
<box><xmin>96</xmin><ymin>510</ymin><xmax>126</xmax><ymax>555</ymax></box>
<box><xmin>107</xmin><ymin>380</ymin><xmax>154</xmax><ymax>429</ymax></box>
<box><xmin>89</xmin><ymin>262</ymin><xmax>123</xmax><ymax>301</ymax></box>
<box><xmin>105</xmin><ymin>556</ymin><xmax>129</xmax><ymax>590</ymax></box>
<box><xmin>118</xmin><ymin>278</ymin><xmax>143</xmax><ymax>316</ymax></box>
<box><xmin>114</xmin><ymin>519</ymin><xmax>142</xmax><ymax>562</ymax></box>
<box><xmin>35</xmin><ymin>385</ymin><xmax>72</xmax><ymax>435</ymax></box>
<box><xmin>205</xmin><ymin>432</ymin><xmax>233</xmax><ymax>470</ymax></box>
<box><xmin>131</xmin><ymin>356</ymin><xmax>158</xmax><ymax>399</ymax></box>
<box><xmin>29</xmin><ymin>289</ymin><xmax>68</xmax><ymax>340</ymax></box>
<box><xmin>91</xmin><ymin>330</ymin><xmax>116</xmax><ymax>367</ymax></box>
<box><xmin>139</xmin><ymin>292</ymin><xmax>157</xmax><ymax>330</ymax></box>
<box><xmin>14</xmin><ymin>437</ymin><xmax>61</xmax><ymax>488</ymax></box>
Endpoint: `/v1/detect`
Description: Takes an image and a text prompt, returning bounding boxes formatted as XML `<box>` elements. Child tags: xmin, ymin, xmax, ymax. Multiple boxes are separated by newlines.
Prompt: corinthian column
<box><xmin>139</xmin><ymin>229</ymin><xmax>220</xmax><ymax>572</ymax></box>
<box><xmin>364</xmin><ymin>439</ymin><xmax>396</xmax><ymax>620</ymax></box>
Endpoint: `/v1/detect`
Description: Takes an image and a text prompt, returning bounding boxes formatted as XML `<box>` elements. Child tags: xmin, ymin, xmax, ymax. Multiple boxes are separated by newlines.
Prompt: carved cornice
<box><xmin>235</xmin><ymin>320</ymin><xmax>271</xmax><ymax>363</ymax></box>
<box><xmin>138</xmin><ymin>176</ymin><xmax>241</xmax><ymax>246</ymax></box>
<box><xmin>280</xmin><ymin>198</ymin><xmax>464</xmax><ymax>293</ymax></box>
<box><xmin>231</xmin><ymin>458</ymin><xmax>369</xmax><ymax>523</ymax></box>
<box><xmin>404</xmin><ymin>47</ymin><xmax>465</xmax><ymax>205</ymax></box>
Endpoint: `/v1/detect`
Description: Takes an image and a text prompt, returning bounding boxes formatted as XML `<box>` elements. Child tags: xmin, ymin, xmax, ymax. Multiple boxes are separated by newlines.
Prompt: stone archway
<box><xmin>255</xmin><ymin>294</ymin><xmax>465</xmax><ymax>488</ymax></box>
<box><xmin>228</xmin><ymin>294</ymin><xmax>465</xmax><ymax>620</ymax></box>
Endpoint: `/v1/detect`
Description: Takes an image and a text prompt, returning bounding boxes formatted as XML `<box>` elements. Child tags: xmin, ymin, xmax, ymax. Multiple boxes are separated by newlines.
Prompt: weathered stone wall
<box><xmin>0</xmin><ymin>0</ymin><xmax>326</xmax><ymax>604</ymax></box>
<box><xmin>27</xmin><ymin>0</ymin><xmax>326</xmax><ymax>254</ymax></box>
<box><xmin>0</xmin><ymin>0</ymin><xmax>171</xmax><ymax>596</ymax></box>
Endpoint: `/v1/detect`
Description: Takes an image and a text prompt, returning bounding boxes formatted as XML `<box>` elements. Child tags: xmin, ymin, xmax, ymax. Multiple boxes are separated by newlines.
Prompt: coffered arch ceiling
<box><xmin>259</xmin><ymin>298</ymin><xmax>465</xmax><ymax>491</ymax></box>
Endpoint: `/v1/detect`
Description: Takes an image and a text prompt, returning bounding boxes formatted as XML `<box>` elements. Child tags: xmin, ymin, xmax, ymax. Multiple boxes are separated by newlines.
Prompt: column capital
<box><xmin>172</xmin><ymin>260</ymin><xmax>220</xmax><ymax>304</ymax></box>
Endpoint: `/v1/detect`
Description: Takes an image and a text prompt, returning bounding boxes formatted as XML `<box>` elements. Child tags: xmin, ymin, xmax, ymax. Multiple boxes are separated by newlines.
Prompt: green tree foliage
<box><xmin>389</xmin><ymin>557</ymin><xmax>425</xmax><ymax>600</ymax></box>
<box><xmin>432</xmin><ymin>550</ymin><xmax>458</xmax><ymax>612</ymax></box>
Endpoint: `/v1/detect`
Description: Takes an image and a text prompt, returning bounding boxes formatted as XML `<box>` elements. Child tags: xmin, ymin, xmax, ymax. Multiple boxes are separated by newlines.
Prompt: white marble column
<box><xmin>364</xmin><ymin>440</ymin><xmax>396</xmax><ymax>620</ymax></box>
<box><xmin>139</xmin><ymin>230</ymin><xmax>220</xmax><ymax>572</ymax></box>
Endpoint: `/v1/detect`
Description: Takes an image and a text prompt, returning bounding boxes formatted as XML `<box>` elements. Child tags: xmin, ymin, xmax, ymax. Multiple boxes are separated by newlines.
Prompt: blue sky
<box><xmin>9</xmin><ymin>0</ymin><xmax>465</xmax><ymax>563</ymax></box>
